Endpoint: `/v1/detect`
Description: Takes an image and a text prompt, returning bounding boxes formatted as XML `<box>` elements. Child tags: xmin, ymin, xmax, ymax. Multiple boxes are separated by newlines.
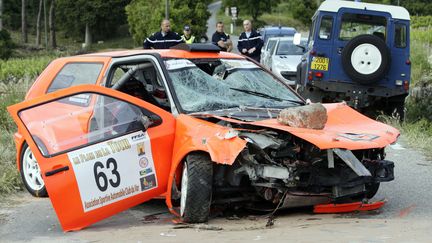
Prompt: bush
<box><xmin>0</xmin><ymin>29</ymin><xmax>15</xmax><ymax>60</ymax></box>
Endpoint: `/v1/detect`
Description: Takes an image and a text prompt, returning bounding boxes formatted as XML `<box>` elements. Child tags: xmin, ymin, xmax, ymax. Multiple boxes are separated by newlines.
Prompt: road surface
<box><xmin>1</xmin><ymin>136</ymin><xmax>431</xmax><ymax>242</ymax></box>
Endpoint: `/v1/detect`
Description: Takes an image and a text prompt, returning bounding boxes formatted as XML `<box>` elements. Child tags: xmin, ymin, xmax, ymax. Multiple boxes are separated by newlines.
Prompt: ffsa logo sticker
<box><xmin>131</xmin><ymin>133</ymin><xmax>146</xmax><ymax>142</ymax></box>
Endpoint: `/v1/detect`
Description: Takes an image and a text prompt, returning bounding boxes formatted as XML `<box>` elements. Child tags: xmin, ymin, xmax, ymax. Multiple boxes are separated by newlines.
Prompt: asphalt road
<box><xmin>1</xmin><ymin>136</ymin><xmax>431</xmax><ymax>242</ymax></box>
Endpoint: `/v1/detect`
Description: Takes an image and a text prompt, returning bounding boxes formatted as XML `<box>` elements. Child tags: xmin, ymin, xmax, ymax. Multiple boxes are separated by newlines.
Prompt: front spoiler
<box><xmin>314</xmin><ymin>200</ymin><xmax>386</xmax><ymax>213</ymax></box>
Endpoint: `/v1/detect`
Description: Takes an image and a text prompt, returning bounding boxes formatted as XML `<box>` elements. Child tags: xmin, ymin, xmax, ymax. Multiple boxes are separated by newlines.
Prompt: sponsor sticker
<box><xmin>67</xmin><ymin>131</ymin><xmax>158</xmax><ymax>212</ymax></box>
<box><xmin>140</xmin><ymin>174</ymin><xmax>156</xmax><ymax>191</ymax></box>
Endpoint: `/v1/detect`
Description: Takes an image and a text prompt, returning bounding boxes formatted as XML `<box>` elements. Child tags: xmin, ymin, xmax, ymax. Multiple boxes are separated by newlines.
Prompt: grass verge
<box><xmin>379</xmin><ymin>115</ymin><xmax>432</xmax><ymax>159</ymax></box>
<box><xmin>0</xmin><ymin>81</ymin><xmax>28</xmax><ymax>196</ymax></box>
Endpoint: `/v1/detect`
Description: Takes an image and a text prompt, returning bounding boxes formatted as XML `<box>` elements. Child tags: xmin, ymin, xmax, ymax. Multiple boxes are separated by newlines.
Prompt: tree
<box><xmin>56</xmin><ymin>0</ymin><xmax>130</xmax><ymax>45</ymax></box>
<box><xmin>35</xmin><ymin>0</ymin><xmax>42</xmax><ymax>46</ymax></box>
<box><xmin>222</xmin><ymin>0</ymin><xmax>280</xmax><ymax>23</ymax></box>
<box><xmin>49</xmin><ymin>0</ymin><xmax>55</xmax><ymax>48</ymax></box>
<box><xmin>0</xmin><ymin>29</ymin><xmax>14</xmax><ymax>59</ymax></box>
<box><xmin>126</xmin><ymin>0</ymin><xmax>164</xmax><ymax>44</ymax></box>
<box><xmin>126</xmin><ymin>0</ymin><xmax>211</xmax><ymax>45</ymax></box>
<box><xmin>21</xmin><ymin>0</ymin><xmax>27</xmax><ymax>43</ymax></box>
<box><xmin>0</xmin><ymin>0</ymin><xmax>3</xmax><ymax>30</ymax></box>
<box><xmin>287</xmin><ymin>0</ymin><xmax>317</xmax><ymax>26</ymax></box>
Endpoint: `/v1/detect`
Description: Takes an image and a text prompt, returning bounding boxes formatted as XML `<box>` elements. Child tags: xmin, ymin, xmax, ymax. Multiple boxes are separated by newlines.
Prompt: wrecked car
<box><xmin>8</xmin><ymin>44</ymin><xmax>398</xmax><ymax>231</ymax></box>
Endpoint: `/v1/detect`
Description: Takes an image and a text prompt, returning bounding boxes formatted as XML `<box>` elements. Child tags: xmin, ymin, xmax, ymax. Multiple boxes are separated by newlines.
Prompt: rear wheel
<box><xmin>20</xmin><ymin>143</ymin><xmax>47</xmax><ymax>197</ymax></box>
<box><xmin>180</xmin><ymin>153</ymin><xmax>213</xmax><ymax>223</ymax></box>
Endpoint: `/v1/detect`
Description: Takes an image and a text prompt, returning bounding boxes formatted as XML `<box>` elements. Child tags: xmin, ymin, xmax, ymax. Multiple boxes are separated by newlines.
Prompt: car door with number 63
<box><xmin>8</xmin><ymin>85</ymin><xmax>175</xmax><ymax>231</ymax></box>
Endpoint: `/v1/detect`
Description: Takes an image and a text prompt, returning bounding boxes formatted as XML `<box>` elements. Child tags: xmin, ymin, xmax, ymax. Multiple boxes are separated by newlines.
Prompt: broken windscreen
<box><xmin>164</xmin><ymin>58</ymin><xmax>303</xmax><ymax>112</ymax></box>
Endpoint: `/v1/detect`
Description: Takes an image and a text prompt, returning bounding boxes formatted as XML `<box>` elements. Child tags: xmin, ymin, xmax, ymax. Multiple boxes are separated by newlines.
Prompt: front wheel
<box><xmin>180</xmin><ymin>153</ymin><xmax>213</xmax><ymax>223</ymax></box>
<box><xmin>20</xmin><ymin>143</ymin><xmax>48</xmax><ymax>197</ymax></box>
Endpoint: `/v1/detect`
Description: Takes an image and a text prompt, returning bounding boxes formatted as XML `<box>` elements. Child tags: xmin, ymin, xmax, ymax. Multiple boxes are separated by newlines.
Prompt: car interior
<box><xmin>109</xmin><ymin>61</ymin><xmax>171</xmax><ymax>112</ymax></box>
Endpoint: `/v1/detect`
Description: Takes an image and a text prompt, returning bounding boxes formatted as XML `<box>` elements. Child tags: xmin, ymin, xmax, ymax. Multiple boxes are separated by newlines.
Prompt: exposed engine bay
<box><xmin>193</xmin><ymin>116</ymin><xmax>395</xmax><ymax>210</ymax></box>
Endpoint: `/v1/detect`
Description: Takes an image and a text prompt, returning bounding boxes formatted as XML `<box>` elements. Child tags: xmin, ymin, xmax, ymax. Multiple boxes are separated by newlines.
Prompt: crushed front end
<box><xmin>211</xmin><ymin>126</ymin><xmax>394</xmax><ymax>210</ymax></box>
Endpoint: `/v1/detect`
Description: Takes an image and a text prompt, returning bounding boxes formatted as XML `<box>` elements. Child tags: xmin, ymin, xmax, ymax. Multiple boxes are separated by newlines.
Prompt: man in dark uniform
<box><xmin>143</xmin><ymin>19</ymin><xmax>184</xmax><ymax>49</ymax></box>
<box><xmin>237</xmin><ymin>20</ymin><xmax>263</xmax><ymax>62</ymax></box>
<box><xmin>211</xmin><ymin>22</ymin><xmax>233</xmax><ymax>52</ymax></box>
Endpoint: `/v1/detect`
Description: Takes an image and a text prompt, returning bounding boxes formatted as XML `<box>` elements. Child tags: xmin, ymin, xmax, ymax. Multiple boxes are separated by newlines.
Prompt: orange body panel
<box><xmin>15</xmin><ymin>57</ymin><xmax>111</xmax><ymax>171</ymax></box>
<box><xmin>8</xmin><ymin>85</ymin><xmax>176</xmax><ymax>231</ymax></box>
<box><xmin>198</xmin><ymin>103</ymin><xmax>399</xmax><ymax>150</ymax></box>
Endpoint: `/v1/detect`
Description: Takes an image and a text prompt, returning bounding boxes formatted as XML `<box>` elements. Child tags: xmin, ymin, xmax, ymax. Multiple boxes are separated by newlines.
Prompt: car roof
<box><xmin>317</xmin><ymin>0</ymin><xmax>410</xmax><ymax>20</ymax></box>
<box><xmin>261</xmin><ymin>26</ymin><xmax>297</xmax><ymax>34</ymax></box>
<box><xmin>268</xmin><ymin>36</ymin><xmax>308</xmax><ymax>41</ymax></box>
<box><xmin>79</xmin><ymin>49</ymin><xmax>245</xmax><ymax>59</ymax></box>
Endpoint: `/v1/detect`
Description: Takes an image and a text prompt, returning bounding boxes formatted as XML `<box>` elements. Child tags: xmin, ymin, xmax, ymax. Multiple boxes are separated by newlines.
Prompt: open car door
<box><xmin>8</xmin><ymin>85</ymin><xmax>175</xmax><ymax>231</ymax></box>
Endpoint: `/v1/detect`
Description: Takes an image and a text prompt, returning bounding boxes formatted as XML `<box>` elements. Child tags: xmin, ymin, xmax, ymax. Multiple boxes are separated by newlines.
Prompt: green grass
<box><xmin>379</xmin><ymin>115</ymin><xmax>432</xmax><ymax>158</ymax></box>
<box><xmin>0</xmin><ymin>81</ymin><xmax>28</xmax><ymax>196</ymax></box>
<box><xmin>0</xmin><ymin>55</ymin><xmax>54</xmax><ymax>82</ymax></box>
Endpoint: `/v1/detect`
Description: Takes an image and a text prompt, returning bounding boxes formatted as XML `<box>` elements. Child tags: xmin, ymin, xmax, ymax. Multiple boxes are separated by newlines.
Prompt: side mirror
<box><xmin>293</xmin><ymin>33</ymin><xmax>306</xmax><ymax>53</ymax></box>
<box><xmin>293</xmin><ymin>33</ymin><xmax>302</xmax><ymax>45</ymax></box>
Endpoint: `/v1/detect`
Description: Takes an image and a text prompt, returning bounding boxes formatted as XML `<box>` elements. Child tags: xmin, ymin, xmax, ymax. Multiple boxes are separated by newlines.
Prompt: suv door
<box><xmin>8</xmin><ymin>85</ymin><xmax>175</xmax><ymax>231</ymax></box>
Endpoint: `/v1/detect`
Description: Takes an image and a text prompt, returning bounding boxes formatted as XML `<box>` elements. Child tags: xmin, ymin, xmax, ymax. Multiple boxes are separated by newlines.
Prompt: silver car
<box><xmin>262</xmin><ymin>37</ymin><xmax>308</xmax><ymax>86</ymax></box>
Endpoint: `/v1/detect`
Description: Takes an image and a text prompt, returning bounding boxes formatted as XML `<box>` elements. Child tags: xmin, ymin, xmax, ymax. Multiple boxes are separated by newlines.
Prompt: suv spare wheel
<box><xmin>341</xmin><ymin>34</ymin><xmax>391</xmax><ymax>85</ymax></box>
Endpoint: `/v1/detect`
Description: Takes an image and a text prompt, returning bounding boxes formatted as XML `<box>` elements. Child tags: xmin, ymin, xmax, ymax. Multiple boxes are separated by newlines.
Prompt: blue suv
<box><xmin>296</xmin><ymin>0</ymin><xmax>410</xmax><ymax>118</ymax></box>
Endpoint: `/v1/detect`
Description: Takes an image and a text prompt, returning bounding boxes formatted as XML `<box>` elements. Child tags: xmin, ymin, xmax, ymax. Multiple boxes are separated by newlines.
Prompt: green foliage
<box><xmin>286</xmin><ymin>0</ymin><xmax>317</xmax><ymax>26</ymax></box>
<box><xmin>222</xmin><ymin>0</ymin><xmax>281</xmax><ymax>22</ymax></box>
<box><xmin>126</xmin><ymin>0</ymin><xmax>164</xmax><ymax>45</ymax></box>
<box><xmin>56</xmin><ymin>0</ymin><xmax>131</xmax><ymax>40</ymax></box>
<box><xmin>0</xmin><ymin>55</ymin><xmax>53</xmax><ymax>82</ymax></box>
<box><xmin>411</xmin><ymin>16</ymin><xmax>432</xmax><ymax>29</ymax></box>
<box><xmin>0</xmin><ymin>29</ymin><xmax>15</xmax><ymax>60</ymax></box>
<box><xmin>170</xmin><ymin>0</ymin><xmax>211</xmax><ymax>38</ymax></box>
<box><xmin>126</xmin><ymin>0</ymin><xmax>211</xmax><ymax>45</ymax></box>
<box><xmin>0</xmin><ymin>82</ymin><xmax>28</xmax><ymax>195</ymax></box>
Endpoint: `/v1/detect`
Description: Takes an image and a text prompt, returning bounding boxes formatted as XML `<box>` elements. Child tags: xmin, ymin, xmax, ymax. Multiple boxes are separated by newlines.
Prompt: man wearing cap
<box><xmin>143</xmin><ymin>19</ymin><xmax>184</xmax><ymax>49</ymax></box>
<box><xmin>181</xmin><ymin>25</ymin><xmax>198</xmax><ymax>44</ymax></box>
<box><xmin>238</xmin><ymin>20</ymin><xmax>263</xmax><ymax>62</ymax></box>
<box><xmin>212</xmin><ymin>22</ymin><xmax>233</xmax><ymax>52</ymax></box>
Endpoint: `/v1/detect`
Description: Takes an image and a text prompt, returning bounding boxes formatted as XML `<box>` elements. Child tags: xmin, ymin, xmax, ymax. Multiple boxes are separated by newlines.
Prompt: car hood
<box><xmin>191</xmin><ymin>103</ymin><xmax>399</xmax><ymax>150</ymax></box>
<box><xmin>273</xmin><ymin>55</ymin><xmax>302</xmax><ymax>65</ymax></box>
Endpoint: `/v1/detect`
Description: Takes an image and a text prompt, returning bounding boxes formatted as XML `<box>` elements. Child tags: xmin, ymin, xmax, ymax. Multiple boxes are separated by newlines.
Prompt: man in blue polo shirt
<box><xmin>143</xmin><ymin>19</ymin><xmax>184</xmax><ymax>49</ymax></box>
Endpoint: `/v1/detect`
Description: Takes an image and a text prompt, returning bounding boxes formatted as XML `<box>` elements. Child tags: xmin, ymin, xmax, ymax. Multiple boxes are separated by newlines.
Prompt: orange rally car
<box><xmin>8</xmin><ymin>44</ymin><xmax>398</xmax><ymax>232</ymax></box>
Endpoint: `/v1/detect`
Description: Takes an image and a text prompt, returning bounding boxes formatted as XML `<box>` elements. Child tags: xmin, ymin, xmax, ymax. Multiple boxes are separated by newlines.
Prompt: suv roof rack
<box><xmin>170</xmin><ymin>43</ymin><xmax>221</xmax><ymax>52</ymax></box>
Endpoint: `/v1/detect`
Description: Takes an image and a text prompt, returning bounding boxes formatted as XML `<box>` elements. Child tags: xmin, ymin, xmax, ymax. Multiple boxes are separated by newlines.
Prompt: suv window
<box><xmin>319</xmin><ymin>16</ymin><xmax>333</xmax><ymax>40</ymax></box>
<box><xmin>395</xmin><ymin>23</ymin><xmax>407</xmax><ymax>48</ymax></box>
<box><xmin>339</xmin><ymin>13</ymin><xmax>387</xmax><ymax>41</ymax></box>
<box><xmin>47</xmin><ymin>63</ymin><xmax>103</xmax><ymax>93</ymax></box>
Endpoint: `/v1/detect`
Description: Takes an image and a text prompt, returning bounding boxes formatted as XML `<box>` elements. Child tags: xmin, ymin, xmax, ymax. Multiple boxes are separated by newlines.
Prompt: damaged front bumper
<box><xmin>235</xmin><ymin>146</ymin><xmax>394</xmax><ymax>205</ymax></box>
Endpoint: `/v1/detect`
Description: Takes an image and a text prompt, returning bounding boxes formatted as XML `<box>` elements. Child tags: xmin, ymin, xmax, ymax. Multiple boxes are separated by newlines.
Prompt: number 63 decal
<box><xmin>93</xmin><ymin>158</ymin><xmax>121</xmax><ymax>192</ymax></box>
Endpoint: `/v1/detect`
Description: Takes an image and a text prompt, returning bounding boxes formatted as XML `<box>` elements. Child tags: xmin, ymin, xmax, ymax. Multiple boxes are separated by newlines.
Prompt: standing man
<box><xmin>181</xmin><ymin>25</ymin><xmax>197</xmax><ymax>44</ymax></box>
<box><xmin>238</xmin><ymin>20</ymin><xmax>263</xmax><ymax>62</ymax></box>
<box><xmin>212</xmin><ymin>22</ymin><xmax>233</xmax><ymax>52</ymax></box>
<box><xmin>143</xmin><ymin>19</ymin><xmax>184</xmax><ymax>49</ymax></box>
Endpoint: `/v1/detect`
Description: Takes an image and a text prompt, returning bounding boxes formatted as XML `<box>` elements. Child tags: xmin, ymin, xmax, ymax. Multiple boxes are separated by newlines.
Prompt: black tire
<box><xmin>20</xmin><ymin>143</ymin><xmax>48</xmax><ymax>197</ymax></box>
<box><xmin>180</xmin><ymin>153</ymin><xmax>213</xmax><ymax>223</ymax></box>
<box><xmin>341</xmin><ymin>34</ymin><xmax>391</xmax><ymax>84</ymax></box>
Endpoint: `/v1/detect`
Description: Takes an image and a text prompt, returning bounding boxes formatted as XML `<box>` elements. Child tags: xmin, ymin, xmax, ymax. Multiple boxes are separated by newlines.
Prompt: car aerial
<box><xmin>296</xmin><ymin>0</ymin><xmax>410</xmax><ymax>118</ymax></box>
<box><xmin>259</xmin><ymin>26</ymin><xmax>297</xmax><ymax>44</ymax></box>
<box><xmin>8</xmin><ymin>43</ymin><xmax>398</xmax><ymax>232</ymax></box>
<box><xmin>262</xmin><ymin>36</ymin><xmax>308</xmax><ymax>86</ymax></box>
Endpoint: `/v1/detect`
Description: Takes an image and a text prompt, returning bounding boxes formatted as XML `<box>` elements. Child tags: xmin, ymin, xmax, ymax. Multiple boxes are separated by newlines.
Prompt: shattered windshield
<box><xmin>164</xmin><ymin>59</ymin><xmax>303</xmax><ymax>112</ymax></box>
